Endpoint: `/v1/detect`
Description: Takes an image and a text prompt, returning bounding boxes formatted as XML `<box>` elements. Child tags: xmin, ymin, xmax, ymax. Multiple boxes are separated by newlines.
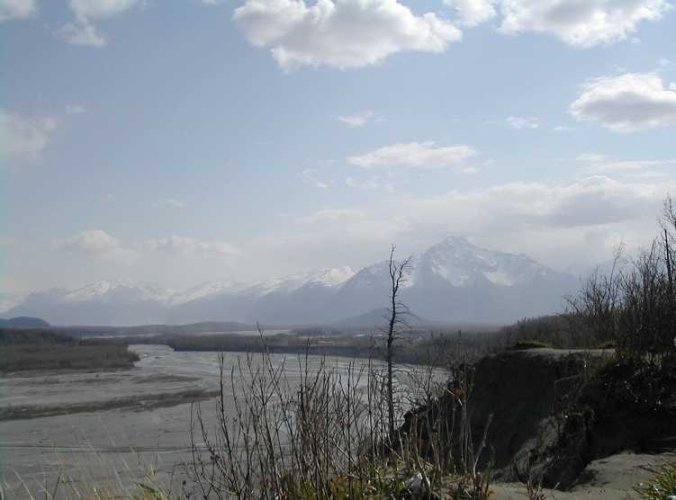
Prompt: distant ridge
<box><xmin>2</xmin><ymin>237</ymin><xmax>578</xmax><ymax>326</ymax></box>
<box><xmin>0</xmin><ymin>317</ymin><xmax>51</xmax><ymax>329</ymax></box>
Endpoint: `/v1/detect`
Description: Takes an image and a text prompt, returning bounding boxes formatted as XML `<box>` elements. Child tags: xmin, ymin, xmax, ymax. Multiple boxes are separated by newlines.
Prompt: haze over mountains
<box><xmin>2</xmin><ymin>237</ymin><xmax>579</xmax><ymax>327</ymax></box>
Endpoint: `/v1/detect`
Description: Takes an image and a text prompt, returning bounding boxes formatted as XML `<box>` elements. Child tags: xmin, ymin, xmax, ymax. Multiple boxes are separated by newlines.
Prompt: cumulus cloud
<box><xmin>570</xmin><ymin>72</ymin><xmax>676</xmax><ymax>132</ymax></box>
<box><xmin>0</xmin><ymin>0</ymin><xmax>36</xmax><ymax>22</ymax></box>
<box><xmin>348</xmin><ymin>141</ymin><xmax>476</xmax><ymax>170</ymax></box>
<box><xmin>146</xmin><ymin>236</ymin><xmax>239</xmax><ymax>257</ymax></box>
<box><xmin>68</xmin><ymin>0</ymin><xmax>139</xmax><ymax>20</ymax></box>
<box><xmin>444</xmin><ymin>0</ymin><xmax>496</xmax><ymax>26</ymax></box>
<box><xmin>234</xmin><ymin>0</ymin><xmax>462</xmax><ymax>69</ymax></box>
<box><xmin>1</xmin><ymin>110</ymin><xmax>58</xmax><ymax>163</ymax></box>
<box><xmin>60</xmin><ymin>0</ymin><xmax>140</xmax><ymax>46</ymax></box>
<box><xmin>58</xmin><ymin>20</ymin><xmax>107</xmax><ymax>46</ymax></box>
<box><xmin>506</xmin><ymin>116</ymin><xmax>539</xmax><ymax>129</ymax></box>
<box><xmin>443</xmin><ymin>0</ymin><xmax>670</xmax><ymax>47</ymax></box>
<box><xmin>337</xmin><ymin>110</ymin><xmax>375</xmax><ymax>127</ymax></box>
<box><xmin>498</xmin><ymin>0</ymin><xmax>670</xmax><ymax>47</ymax></box>
<box><xmin>55</xmin><ymin>230</ymin><xmax>123</xmax><ymax>256</ymax></box>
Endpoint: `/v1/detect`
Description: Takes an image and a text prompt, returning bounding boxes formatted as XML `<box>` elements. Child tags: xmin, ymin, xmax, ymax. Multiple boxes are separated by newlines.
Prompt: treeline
<box><xmin>167</xmin><ymin>328</ymin><xmax>504</xmax><ymax>368</ymax></box>
<box><xmin>0</xmin><ymin>328</ymin><xmax>139</xmax><ymax>372</ymax></box>
<box><xmin>504</xmin><ymin>197</ymin><xmax>676</xmax><ymax>359</ymax></box>
<box><xmin>45</xmin><ymin>320</ymin><xmax>257</xmax><ymax>338</ymax></box>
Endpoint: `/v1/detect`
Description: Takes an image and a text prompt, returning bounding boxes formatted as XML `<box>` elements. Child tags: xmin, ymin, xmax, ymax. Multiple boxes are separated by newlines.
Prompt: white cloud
<box><xmin>55</xmin><ymin>231</ymin><xmax>238</xmax><ymax>264</ymax></box>
<box><xmin>345</xmin><ymin>175</ymin><xmax>395</xmax><ymax>192</ymax></box>
<box><xmin>1</xmin><ymin>110</ymin><xmax>58</xmax><ymax>163</ymax></box>
<box><xmin>60</xmin><ymin>0</ymin><xmax>140</xmax><ymax>46</ymax></box>
<box><xmin>498</xmin><ymin>0</ymin><xmax>671</xmax><ymax>47</ymax></box>
<box><xmin>298</xmin><ymin>168</ymin><xmax>329</xmax><ymax>189</ymax></box>
<box><xmin>404</xmin><ymin>176</ymin><xmax>663</xmax><ymax>231</ymax></box>
<box><xmin>58</xmin><ymin>19</ymin><xmax>108</xmax><ymax>46</ymax></box>
<box><xmin>267</xmin><ymin>175</ymin><xmax>673</xmax><ymax>274</ymax></box>
<box><xmin>399</xmin><ymin>175</ymin><xmax>674</xmax><ymax>271</ymax></box>
<box><xmin>156</xmin><ymin>198</ymin><xmax>187</xmax><ymax>209</ymax></box>
<box><xmin>300</xmin><ymin>208</ymin><xmax>367</xmax><ymax>225</ymax></box>
<box><xmin>577</xmin><ymin>153</ymin><xmax>676</xmax><ymax>173</ymax></box>
<box><xmin>337</xmin><ymin>110</ymin><xmax>375</xmax><ymax>127</ymax></box>
<box><xmin>234</xmin><ymin>0</ymin><xmax>462</xmax><ymax>70</ymax></box>
<box><xmin>55</xmin><ymin>230</ymin><xmax>122</xmax><ymax>255</ymax></box>
<box><xmin>442</xmin><ymin>0</ymin><xmax>670</xmax><ymax>47</ymax></box>
<box><xmin>69</xmin><ymin>0</ymin><xmax>139</xmax><ymax>20</ymax></box>
<box><xmin>570</xmin><ymin>72</ymin><xmax>676</xmax><ymax>132</ymax></box>
<box><xmin>0</xmin><ymin>0</ymin><xmax>36</xmax><ymax>22</ymax></box>
<box><xmin>506</xmin><ymin>115</ymin><xmax>539</xmax><ymax>129</ymax></box>
<box><xmin>444</xmin><ymin>0</ymin><xmax>496</xmax><ymax>26</ymax></box>
<box><xmin>65</xmin><ymin>104</ymin><xmax>87</xmax><ymax>115</ymax></box>
<box><xmin>146</xmin><ymin>236</ymin><xmax>239</xmax><ymax>257</ymax></box>
<box><xmin>348</xmin><ymin>141</ymin><xmax>476</xmax><ymax>169</ymax></box>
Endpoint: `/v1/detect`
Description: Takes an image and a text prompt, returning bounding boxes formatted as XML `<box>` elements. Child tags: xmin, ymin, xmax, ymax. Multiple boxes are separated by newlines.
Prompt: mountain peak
<box><xmin>439</xmin><ymin>235</ymin><xmax>474</xmax><ymax>247</ymax></box>
<box><xmin>63</xmin><ymin>279</ymin><xmax>170</xmax><ymax>303</ymax></box>
<box><xmin>2</xmin><ymin>241</ymin><xmax>577</xmax><ymax>325</ymax></box>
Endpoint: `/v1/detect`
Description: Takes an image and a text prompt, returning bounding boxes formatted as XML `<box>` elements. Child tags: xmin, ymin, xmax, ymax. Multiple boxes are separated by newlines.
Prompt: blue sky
<box><xmin>1</xmin><ymin>0</ymin><xmax>676</xmax><ymax>296</ymax></box>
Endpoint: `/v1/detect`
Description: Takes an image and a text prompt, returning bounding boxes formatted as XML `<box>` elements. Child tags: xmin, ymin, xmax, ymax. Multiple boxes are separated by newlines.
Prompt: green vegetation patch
<box><xmin>634</xmin><ymin>462</ymin><xmax>676</xmax><ymax>500</ymax></box>
<box><xmin>508</xmin><ymin>340</ymin><xmax>552</xmax><ymax>350</ymax></box>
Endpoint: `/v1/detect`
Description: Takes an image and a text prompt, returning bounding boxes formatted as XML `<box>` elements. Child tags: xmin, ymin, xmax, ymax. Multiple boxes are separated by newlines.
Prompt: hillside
<box><xmin>0</xmin><ymin>317</ymin><xmax>50</xmax><ymax>329</ymax></box>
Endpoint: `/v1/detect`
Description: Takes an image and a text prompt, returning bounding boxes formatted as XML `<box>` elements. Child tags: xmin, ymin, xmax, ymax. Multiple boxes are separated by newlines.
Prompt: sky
<box><xmin>1</xmin><ymin>0</ymin><xmax>676</xmax><ymax>297</ymax></box>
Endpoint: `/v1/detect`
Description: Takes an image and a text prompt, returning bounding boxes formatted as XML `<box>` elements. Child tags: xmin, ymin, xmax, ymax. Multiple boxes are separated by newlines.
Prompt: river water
<box><xmin>0</xmin><ymin>345</ymin><xmax>444</xmax><ymax>499</ymax></box>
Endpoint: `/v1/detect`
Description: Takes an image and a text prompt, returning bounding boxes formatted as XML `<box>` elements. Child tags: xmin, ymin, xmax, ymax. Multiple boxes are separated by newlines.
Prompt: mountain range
<box><xmin>1</xmin><ymin>237</ymin><xmax>579</xmax><ymax>327</ymax></box>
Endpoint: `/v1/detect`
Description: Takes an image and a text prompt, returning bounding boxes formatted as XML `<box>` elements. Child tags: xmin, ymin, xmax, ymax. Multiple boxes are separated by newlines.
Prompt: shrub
<box><xmin>634</xmin><ymin>462</ymin><xmax>676</xmax><ymax>500</ymax></box>
<box><xmin>508</xmin><ymin>340</ymin><xmax>551</xmax><ymax>350</ymax></box>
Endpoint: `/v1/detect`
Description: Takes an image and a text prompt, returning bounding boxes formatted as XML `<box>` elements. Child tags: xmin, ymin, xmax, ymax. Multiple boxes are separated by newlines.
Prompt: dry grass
<box><xmin>189</xmin><ymin>341</ymin><xmax>493</xmax><ymax>499</ymax></box>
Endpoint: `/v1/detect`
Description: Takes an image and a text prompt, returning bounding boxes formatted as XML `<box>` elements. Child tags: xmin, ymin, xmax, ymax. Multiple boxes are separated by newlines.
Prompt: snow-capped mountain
<box><xmin>1</xmin><ymin>237</ymin><xmax>579</xmax><ymax>326</ymax></box>
<box><xmin>245</xmin><ymin>266</ymin><xmax>355</xmax><ymax>295</ymax></box>
<box><xmin>167</xmin><ymin>281</ymin><xmax>246</xmax><ymax>305</ymax></box>
<box><xmin>62</xmin><ymin>279</ymin><xmax>172</xmax><ymax>303</ymax></box>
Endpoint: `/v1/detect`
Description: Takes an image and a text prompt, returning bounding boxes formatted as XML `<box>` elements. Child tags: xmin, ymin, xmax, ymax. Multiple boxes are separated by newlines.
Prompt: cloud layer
<box><xmin>570</xmin><ymin>72</ymin><xmax>676</xmax><ymax>132</ymax></box>
<box><xmin>55</xmin><ymin>231</ymin><xmax>239</xmax><ymax>260</ymax></box>
<box><xmin>0</xmin><ymin>0</ymin><xmax>36</xmax><ymax>22</ymax></box>
<box><xmin>348</xmin><ymin>141</ymin><xmax>476</xmax><ymax>169</ymax></box>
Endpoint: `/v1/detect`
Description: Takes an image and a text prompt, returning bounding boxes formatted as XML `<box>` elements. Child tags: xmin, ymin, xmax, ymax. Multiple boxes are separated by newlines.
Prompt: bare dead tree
<box><xmin>386</xmin><ymin>245</ymin><xmax>413</xmax><ymax>438</ymax></box>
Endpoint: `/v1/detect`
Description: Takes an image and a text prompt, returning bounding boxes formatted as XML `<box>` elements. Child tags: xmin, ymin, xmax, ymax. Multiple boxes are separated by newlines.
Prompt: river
<box><xmin>0</xmin><ymin>344</ymin><xmax>444</xmax><ymax>499</ymax></box>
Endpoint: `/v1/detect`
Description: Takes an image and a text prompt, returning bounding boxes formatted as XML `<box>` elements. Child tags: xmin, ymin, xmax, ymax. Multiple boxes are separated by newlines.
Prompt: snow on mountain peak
<box><xmin>251</xmin><ymin>266</ymin><xmax>356</xmax><ymax>294</ymax></box>
<box><xmin>418</xmin><ymin>236</ymin><xmax>547</xmax><ymax>287</ymax></box>
<box><xmin>168</xmin><ymin>281</ymin><xmax>245</xmax><ymax>305</ymax></box>
<box><xmin>63</xmin><ymin>279</ymin><xmax>171</xmax><ymax>303</ymax></box>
